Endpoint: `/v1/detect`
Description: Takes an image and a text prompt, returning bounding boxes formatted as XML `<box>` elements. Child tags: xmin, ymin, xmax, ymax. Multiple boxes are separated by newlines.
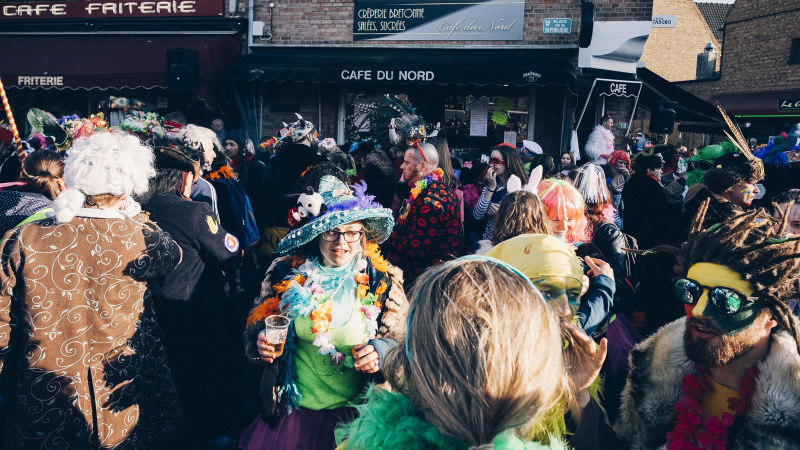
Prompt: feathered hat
<box><xmin>276</xmin><ymin>175</ymin><xmax>394</xmax><ymax>255</ymax></box>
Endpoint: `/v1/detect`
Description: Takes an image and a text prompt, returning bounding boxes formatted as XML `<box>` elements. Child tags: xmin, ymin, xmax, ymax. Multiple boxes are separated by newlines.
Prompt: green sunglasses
<box><xmin>674</xmin><ymin>278</ymin><xmax>759</xmax><ymax>315</ymax></box>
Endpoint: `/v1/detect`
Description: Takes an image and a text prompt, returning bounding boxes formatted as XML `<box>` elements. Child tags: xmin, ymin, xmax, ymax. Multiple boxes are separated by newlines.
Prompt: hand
<box><xmin>485</xmin><ymin>168</ymin><xmax>498</xmax><ymax>191</ymax></box>
<box><xmin>353</xmin><ymin>344</ymin><xmax>380</xmax><ymax>373</ymax></box>
<box><xmin>564</xmin><ymin>322</ymin><xmax>608</xmax><ymax>409</ymax></box>
<box><xmin>257</xmin><ymin>331</ymin><xmax>279</xmax><ymax>364</ymax></box>
<box><xmin>584</xmin><ymin>256</ymin><xmax>614</xmax><ymax>281</ymax></box>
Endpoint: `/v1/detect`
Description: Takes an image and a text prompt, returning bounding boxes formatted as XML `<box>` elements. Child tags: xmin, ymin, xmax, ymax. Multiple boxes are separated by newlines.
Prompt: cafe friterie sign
<box><xmin>354</xmin><ymin>0</ymin><xmax>524</xmax><ymax>41</ymax></box>
<box><xmin>0</xmin><ymin>0</ymin><xmax>222</xmax><ymax>19</ymax></box>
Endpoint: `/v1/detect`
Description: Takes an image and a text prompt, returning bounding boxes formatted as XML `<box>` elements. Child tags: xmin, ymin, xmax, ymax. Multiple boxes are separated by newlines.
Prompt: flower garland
<box><xmin>397</xmin><ymin>168</ymin><xmax>444</xmax><ymax>225</ymax></box>
<box><xmin>246</xmin><ymin>244</ymin><xmax>390</xmax><ymax>367</ymax></box>
<box><xmin>665</xmin><ymin>366</ymin><xmax>759</xmax><ymax>450</ymax></box>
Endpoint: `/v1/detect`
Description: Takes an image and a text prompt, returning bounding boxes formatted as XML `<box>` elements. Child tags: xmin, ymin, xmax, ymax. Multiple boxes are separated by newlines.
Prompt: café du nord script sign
<box><xmin>354</xmin><ymin>0</ymin><xmax>524</xmax><ymax>41</ymax></box>
<box><xmin>0</xmin><ymin>0</ymin><xmax>222</xmax><ymax>19</ymax></box>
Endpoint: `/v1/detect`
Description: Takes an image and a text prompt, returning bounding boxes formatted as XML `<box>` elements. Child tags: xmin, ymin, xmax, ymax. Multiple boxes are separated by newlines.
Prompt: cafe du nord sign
<box><xmin>354</xmin><ymin>0</ymin><xmax>524</xmax><ymax>41</ymax></box>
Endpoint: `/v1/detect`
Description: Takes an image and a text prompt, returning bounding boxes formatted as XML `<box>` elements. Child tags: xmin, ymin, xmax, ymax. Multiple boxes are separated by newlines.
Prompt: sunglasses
<box><xmin>674</xmin><ymin>278</ymin><xmax>758</xmax><ymax>315</ymax></box>
<box><xmin>489</xmin><ymin>157</ymin><xmax>505</xmax><ymax>166</ymax></box>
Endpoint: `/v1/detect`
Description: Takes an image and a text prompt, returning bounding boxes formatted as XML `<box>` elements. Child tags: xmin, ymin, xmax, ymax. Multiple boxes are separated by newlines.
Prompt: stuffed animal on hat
<box><xmin>287</xmin><ymin>186</ymin><xmax>327</xmax><ymax>228</ymax></box>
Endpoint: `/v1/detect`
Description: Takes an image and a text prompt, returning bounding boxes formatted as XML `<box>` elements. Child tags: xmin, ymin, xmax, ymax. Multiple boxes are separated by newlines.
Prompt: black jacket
<box><xmin>621</xmin><ymin>173</ymin><xmax>681</xmax><ymax>249</ymax></box>
<box><xmin>146</xmin><ymin>192</ymin><xmax>242</xmax><ymax>300</ymax></box>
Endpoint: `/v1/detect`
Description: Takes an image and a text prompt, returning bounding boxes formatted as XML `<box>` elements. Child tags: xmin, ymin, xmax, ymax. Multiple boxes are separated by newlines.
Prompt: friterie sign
<box><xmin>0</xmin><ymin>0</ymin><xmax>222</xmax><ymax>19</ymax></box>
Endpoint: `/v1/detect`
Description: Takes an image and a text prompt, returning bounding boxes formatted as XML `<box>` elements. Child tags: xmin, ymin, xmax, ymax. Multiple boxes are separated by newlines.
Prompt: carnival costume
<box><xmin>584</xmin><ymin>124</ymin><xmax>615</xmax><ymax>165</ymax></box>
<box><xmin>386</xmin><ymin>167</ymin><xmax>462</xmax><ymax>286</ymax></box>
<box><xmin>240</xmin><ymin>175</ymin><xmax>407</xmax><ymax>448</ymax></box>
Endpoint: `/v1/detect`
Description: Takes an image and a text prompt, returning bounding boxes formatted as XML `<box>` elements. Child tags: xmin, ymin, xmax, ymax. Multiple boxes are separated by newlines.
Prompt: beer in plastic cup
<box><xmin>264</xmin><ymin>315</ymin><xmax>290</xmax><ymax>357</ymax></box>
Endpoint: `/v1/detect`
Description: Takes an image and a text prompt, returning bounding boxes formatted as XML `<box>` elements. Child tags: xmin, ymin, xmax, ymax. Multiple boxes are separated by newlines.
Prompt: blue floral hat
<box><xmin>277</xmin><ymin>175</ymin><xmax>395</xmax><ymax>255</ymax></box>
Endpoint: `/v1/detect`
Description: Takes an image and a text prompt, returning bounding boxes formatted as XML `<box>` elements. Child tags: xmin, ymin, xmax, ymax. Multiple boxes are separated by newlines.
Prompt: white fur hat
<box><xmin>55</xmin><ymin>130</ymin><xmax>155</xmax><ymax>222</ymax></box>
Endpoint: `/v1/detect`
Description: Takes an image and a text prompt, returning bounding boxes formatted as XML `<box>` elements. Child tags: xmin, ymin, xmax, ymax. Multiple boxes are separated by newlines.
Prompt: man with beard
<box><xmin>615</xmin><ymin>200</ymin><xmax>800</xmax><ymax>448</ymax></box>
<box><xmin>385</xmin><ymin>142</ymin><xmax>462</xmax><ymax>288</ymax></box>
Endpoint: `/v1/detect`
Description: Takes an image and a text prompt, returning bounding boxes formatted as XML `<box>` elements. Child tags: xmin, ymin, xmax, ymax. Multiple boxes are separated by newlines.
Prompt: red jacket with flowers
<box><xmin>385</xmin><ymin>179</ymin><xmax>463</xmax><ymax>285</ymax></box>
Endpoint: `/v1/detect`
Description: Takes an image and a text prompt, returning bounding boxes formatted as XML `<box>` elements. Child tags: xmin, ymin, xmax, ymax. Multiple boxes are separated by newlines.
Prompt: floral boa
<box><xmin>665</xmin><ymin>365</ymin><xmax>759</xmax><ymax>450</ymax></box>
<box><xmin>397</xmin><ymin>168</ymin><xmax>444</xmax><ymax>225</ymax></box>
<box><xmin>247</xmin><ymin>244</ymin><xmax>390</xmax><ymax>366</ymax></box>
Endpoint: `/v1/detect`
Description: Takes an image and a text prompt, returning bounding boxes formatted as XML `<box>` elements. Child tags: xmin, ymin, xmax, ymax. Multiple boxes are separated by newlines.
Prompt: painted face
<box><xmin>774</xmin><ymin>203</ymin><xmax>800</xmax><ymax>236</ymax></box>
<box><xmin>725</xmin><ymin>181</ymin><xmax>759</xmax><ymax>207</ymax></box>
<box><xmin>615</xmin><ymin>160</ymin><xmax>627</xmax><ymax>171</ymax></box>
<box><xmin>604</xmin><ymin>119</ymin><xmax>614</xmax><ymax>129</ymax></box>
<box><xmin>401</xmin><ymin>149</ymin><xmax>423</xmax><ymax>183</ymax></box>
<box><xmin>489</xmin><ymin>150</ymin><xmax>506</xmax><ymax>177</ymax></box>
<box><xmin>550</xmin><ymin>217</ymin><xmax>577</xmax><ymax>242</ymax></box>
<box><xmin>224</xmin><ymin>139</ymin><xmax>240</xmax><ymax>157</ymax></box>
<box><xmin>561</xmin><ymin>154</ymin><xmax>572</xmax><ymax>166</ymax></box>
<box><xmin>318</xmin><ymin>222</ymin><xmax>364</xmax><ymax>268</ymax></box>
<box><xmin>532</xmin><ymin>275</ymin><xmax>583</xmax><ymax>320</ymax></box>
<box><xmin>682</xmin><ymin>262</ymin><xmax>766</xmax><ymax>367</ymax></box>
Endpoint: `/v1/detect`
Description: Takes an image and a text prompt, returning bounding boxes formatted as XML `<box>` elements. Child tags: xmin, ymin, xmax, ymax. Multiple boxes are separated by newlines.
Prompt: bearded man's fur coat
<box><xmin>614</xmin><ymin>317</ymin><xmax>800</xmax><ymax>449</ymax></box>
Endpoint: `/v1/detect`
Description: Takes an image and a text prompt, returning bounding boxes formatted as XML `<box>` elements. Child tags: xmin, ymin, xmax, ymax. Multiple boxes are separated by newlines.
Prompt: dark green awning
<box><xmin>228</xmin><ymin>46</ymin><xmax>576</xmax><ymax>87</ymax></box>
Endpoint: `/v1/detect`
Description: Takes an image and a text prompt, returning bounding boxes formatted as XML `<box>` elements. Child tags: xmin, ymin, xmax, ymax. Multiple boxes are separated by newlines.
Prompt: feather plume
<box><xmin>715</xmin><ymin>102</ymin><xmax>752</xmax><ymax>159</ymax></box>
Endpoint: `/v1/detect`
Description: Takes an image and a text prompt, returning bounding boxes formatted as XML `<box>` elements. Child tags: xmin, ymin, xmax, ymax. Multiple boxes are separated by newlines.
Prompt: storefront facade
<box><xmin>232</xmin><ymin>0</ymin><xmax>655</xmax><ymax>158</ymax></box>
<box><xmin>0</xmin><ymin>2</ymin><xmax>245</xmax><ymax>132</ymax></box>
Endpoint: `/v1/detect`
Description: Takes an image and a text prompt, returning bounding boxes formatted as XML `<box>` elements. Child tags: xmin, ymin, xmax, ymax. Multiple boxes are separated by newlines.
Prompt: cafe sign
<box><xmin>779</xmin><ymin>98</ymin><xmax>800</xmax><ymax>111</ymax></box>
<box><xmin>0</xmin><ymin>0</ymin><xmax>222</xmax><ymax>20</ymax></box>
<box><xmin>354</xmin><ymin>0</ymin><xmax>524</xmax><ymax>41</ymax></box>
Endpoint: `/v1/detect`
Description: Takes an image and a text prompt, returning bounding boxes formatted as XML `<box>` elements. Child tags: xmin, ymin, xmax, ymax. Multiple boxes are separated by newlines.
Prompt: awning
<box><xmin>711</xmin><ymin>90</ymin><xmax>800</xmax><ymax>117</ymax></box>
<box><xmin>0</xmin><ymin>35</ymin><xmax>241</xmax><ymax>109</ymax></box>
<box><xmin>637</xmin><ymin>67</ymin><xmax>722</xmax><ymax>124</ymax></box>
<box><xmin>228</xmin><ymin>47</ymin><xmax>576</xmax><ymax>87</ymax></box>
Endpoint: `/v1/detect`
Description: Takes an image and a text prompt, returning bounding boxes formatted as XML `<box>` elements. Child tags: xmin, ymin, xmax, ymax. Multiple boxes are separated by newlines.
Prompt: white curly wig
<box><xmin>54</xmin><ymin>130</ymin><xmax>155</xmax><ymax>223</ymax></box>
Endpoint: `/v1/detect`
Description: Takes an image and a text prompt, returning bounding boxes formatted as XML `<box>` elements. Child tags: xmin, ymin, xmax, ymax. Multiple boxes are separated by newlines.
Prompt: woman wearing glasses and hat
<box><xmin>240</xmin><ymin>173</ymin><xmax>408</xmax><ymax>450</ymax></box>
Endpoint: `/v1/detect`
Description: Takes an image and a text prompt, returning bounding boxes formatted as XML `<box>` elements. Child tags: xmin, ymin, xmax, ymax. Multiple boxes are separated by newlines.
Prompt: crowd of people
<box><xmin>0</xmin><ymin>105</ymin><xmax>799</xmax><ymax>450</ymax></box>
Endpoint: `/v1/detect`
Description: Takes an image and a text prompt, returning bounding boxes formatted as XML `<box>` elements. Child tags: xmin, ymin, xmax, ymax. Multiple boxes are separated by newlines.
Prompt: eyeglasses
<box><xmin>320</xmin><ymin>229</ymin><xmax>363</xmax><ymax>243</ymax></box>
<box><xmin>489</xmin><ymin>157</ymin><xmax>505</xmax><ymax>166</ymax></box>
<box><xmin>674</xmin><ymin>278</ymin><xmax>758</xmax><ymax>315</ymax></box>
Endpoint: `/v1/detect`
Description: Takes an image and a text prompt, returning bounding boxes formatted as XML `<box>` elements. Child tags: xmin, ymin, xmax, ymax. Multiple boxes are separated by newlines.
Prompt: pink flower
<box><xmin>361</xmin><ymin>305</ymin><xmax>381</xmax><ymax>320</ymax></box>
<box><xmin>330</xmin><ymin>352</ymin><xmax>345</xmax><ymax>365</ymax></box>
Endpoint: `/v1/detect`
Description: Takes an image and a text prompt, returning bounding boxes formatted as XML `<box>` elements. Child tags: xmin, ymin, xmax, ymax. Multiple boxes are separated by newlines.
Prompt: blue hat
<box><xmin>276</xmin><ymin>175</ymin><xmax>395</xmax><ymax>255</ymax></box>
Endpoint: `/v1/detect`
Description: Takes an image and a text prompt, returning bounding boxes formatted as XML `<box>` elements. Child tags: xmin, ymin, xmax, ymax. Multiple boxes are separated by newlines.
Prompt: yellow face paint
<box><xmin>685</xmin><ymin>263</ymin><xmax>760</xmax><ymax>335</ymax></box>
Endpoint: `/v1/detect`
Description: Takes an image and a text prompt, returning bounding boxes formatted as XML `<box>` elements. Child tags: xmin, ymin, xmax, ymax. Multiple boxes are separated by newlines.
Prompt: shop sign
<box><xmin>594</xmin><ymin>79</ymin><xmax>642</xmax><ymax>98</ymax></box>
<box><xmin>340</xmin><ymin>69</ymin><xmax>435</xmax><ymax>82</ymax></box>
<box><xmin>651</xmin><ymin>15</ymin><xmax>677</xmax><ymax>28</ymax></box>
<box><xmin>0</xmin><ymin>0</ymin><xmax>222</xmax><ymax>20</ymax></box>
<box><xmin>353</xmin><ymin>0</ymin><xmax>524</xmax><ymax>41</ymax></box>
<box><xmin>15</xmin><ymin>75</ymin><xmax>64</xmax><ymax>87</ymax></box>
<box><xmin>779</xmin><ymin>98</ymin><xmax>800</xmax><ymax>111</ymax></box>
<box><xmin>543</xmin><ymin>18</ymin><xmax>571</xmax><ymax>34</ymax></box>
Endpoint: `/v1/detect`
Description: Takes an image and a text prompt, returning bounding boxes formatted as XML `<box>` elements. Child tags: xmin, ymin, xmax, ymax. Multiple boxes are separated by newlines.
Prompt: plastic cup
<box><xmin>264</xmin><ymin>315</ymin><xmax>290</xmax><ymax>357</ymax></box>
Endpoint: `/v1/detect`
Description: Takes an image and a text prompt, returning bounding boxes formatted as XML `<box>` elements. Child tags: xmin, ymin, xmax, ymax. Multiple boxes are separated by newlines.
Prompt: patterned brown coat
<box><xmin>0</xmin><ymin>213</ymin><xmax>184</xmax><ymax>449</ymax></box>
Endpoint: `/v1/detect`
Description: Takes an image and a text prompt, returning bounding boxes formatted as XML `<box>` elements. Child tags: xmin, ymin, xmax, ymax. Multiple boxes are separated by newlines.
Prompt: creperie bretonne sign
<box><xmin>0</xmin><ymin>0</ymin><xmax>222</xmax><ymax>19</ymax></box>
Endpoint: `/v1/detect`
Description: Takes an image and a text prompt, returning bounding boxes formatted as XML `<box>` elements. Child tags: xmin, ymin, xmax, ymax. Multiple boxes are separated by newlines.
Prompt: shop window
<box><xmin>790</xmin><ymin>38</ymin><xmax>800</xmax><ymax>64</ymax></box>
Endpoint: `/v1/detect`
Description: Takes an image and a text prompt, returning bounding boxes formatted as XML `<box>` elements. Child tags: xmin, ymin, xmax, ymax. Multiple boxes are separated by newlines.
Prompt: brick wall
<box><xmin>679</xmin><ymin>0</ymin><xmax>800</xmax><ymax>100</ymax></box>
<box><xmin>640</xmin><ymin>0</ymin><xmax>721</xmax><ymax>82</ymax></box>
<box><xmin>245</xmin><ymin>0</ymin><xmax>653</xmax><ymax>46</ymax></box>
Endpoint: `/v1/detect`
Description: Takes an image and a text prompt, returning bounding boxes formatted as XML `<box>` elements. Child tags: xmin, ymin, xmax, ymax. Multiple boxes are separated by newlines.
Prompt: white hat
<box><xmin>522</xmin><ymin>140</ymin><xmax>543</xmax><ymax>155</ymax></box>
<box><xmin>54</xmin><ymin>131</ymin><xmax>155</xmax><ymax>223</ymax></box>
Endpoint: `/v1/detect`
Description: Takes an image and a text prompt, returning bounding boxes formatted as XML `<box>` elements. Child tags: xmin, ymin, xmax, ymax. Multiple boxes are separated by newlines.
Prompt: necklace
<box><xmin>246</xmin><ymin>244</ymin><xmax>390</xmax><ymax>366</ymax></box>
<box><xmin>397</xmin><ymin>168</ymin><xmax>444</xmax><ymax>225</ymax></box>
<box><xmin>665</xmin><ymin>365</ymin><xmax>758</xmax><ymax>450</ymax></box>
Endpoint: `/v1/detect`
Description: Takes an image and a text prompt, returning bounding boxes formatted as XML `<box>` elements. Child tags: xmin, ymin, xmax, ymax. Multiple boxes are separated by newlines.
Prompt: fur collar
<box><xmin>616</xmin><ymin>317</ymin><xmax>800</xmax><ymax>449</ymax></box>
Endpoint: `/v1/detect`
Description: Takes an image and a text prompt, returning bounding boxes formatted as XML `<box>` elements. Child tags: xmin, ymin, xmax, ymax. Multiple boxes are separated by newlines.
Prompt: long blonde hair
<box><xmin>383</xmin><ymin>258</ymin><xmax>570</xmax><ymax>446</ymax></box>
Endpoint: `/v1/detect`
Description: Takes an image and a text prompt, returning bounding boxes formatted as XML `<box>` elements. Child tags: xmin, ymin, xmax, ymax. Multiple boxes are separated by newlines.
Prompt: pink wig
<box><xmin>537</xmin><ymin>178</ymin><xmax>589</xmax><ymax>244</ymax></box>
<box><xmin>607</xmin><ymin>150</ymin><xmax>631</xmax><ymax>171</ymax></box>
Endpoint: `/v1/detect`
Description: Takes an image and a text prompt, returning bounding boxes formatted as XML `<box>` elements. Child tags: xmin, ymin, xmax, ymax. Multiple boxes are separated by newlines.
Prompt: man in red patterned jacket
<box><xmin>385</xmin><ymin>142</ymin><xmax>463</xmax><ymax>287</ymax></box>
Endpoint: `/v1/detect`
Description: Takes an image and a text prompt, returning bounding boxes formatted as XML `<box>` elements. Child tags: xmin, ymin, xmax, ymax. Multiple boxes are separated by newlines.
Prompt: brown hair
<box><xmin>491</xmin><ymin>191</ymin><xmax>552</xmax><ymax>245</ymax></box>
<box><xmin>491</xmin><ymin>144</ymin><xmax>528</xmax><ymax>185</ymax></box>
<box><xmin>85</xmin><ymin>194</ymin><xmax>123</xmax><ymax>209</ymax></box>
<box><xmin>428</xmin><ymin>136</ymin><xmax>460</xmax><ymax>189</ymax></box>
<box><xmin>383</xmin><ymin>258</ymin><xmax>569</xmax><ymax>446</ymax></box>
<box><xmin>16</xmin><ymin>150</ymin><xmax>64</xmax><ymax>200</ymax></box>
<box><xmin>680</xmin><ymin>199</ymin><xmax>800</xmax><ymax>353</ymax></box>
